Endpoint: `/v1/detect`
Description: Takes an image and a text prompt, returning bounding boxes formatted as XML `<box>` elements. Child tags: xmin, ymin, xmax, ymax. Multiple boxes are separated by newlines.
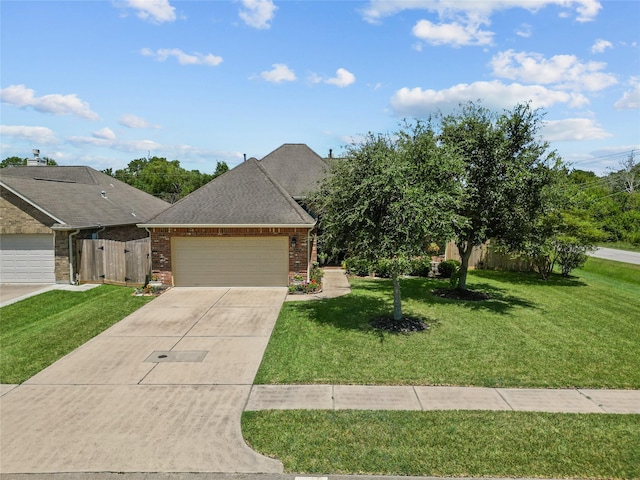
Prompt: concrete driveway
<box><xmin>0</xmin><ymin>287</ymin><xmax>286</xmax><ymax>474</ymax></box>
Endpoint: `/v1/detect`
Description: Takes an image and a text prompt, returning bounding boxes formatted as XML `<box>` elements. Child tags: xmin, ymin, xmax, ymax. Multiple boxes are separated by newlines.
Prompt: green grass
<box><xmin>0</xmin><ymin>285</ymin><xmax>154</xmax><ymax>383</ymax></box>
<box><xmin>243</xmin><ymin>410</ymin><xmax>640</xmax><ymax>478</ymax></box>
<box><xmin>254</xmin><ymin>258</ymin><xmax>640</xmax><ymax>388</ymax></box>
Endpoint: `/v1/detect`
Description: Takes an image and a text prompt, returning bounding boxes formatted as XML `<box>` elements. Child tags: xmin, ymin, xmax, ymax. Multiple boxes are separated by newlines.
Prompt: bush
<box><xmin>374</xmin><ymin>258</ymin><xmax>393</xmax><ymax>278</ymax></box>
<box><xmin>438</xmin><ymin>259</ymin><xmax>460</xmax><ymax>278</ymax></box>
<box><xmin>408</xmin><ymin>257</ymin><xmax>432</xmax><ymax>277</ymax></box>
<box><xmin>628</xmin><ymin>231</ymin><xmax>640</xmax><ymax>246</ymax></box>
<box><xmin>344</xmin><ymin>257</ymin><xmax>372</xmax><ymax>277</ymax></box>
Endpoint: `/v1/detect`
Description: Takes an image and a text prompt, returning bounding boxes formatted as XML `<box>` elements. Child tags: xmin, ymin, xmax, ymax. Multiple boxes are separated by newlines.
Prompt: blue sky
<box><xmin>1</xmin><ymin>0</ymin><xmax>639</xmax><ymax>175</ymax></box>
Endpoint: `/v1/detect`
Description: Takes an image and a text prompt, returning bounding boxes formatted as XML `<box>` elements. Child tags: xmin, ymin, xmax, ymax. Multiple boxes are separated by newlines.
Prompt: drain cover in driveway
<box><xmin>145</xmin><ymin>351</ymin><xmax>208</xmax><ymax>363</ymax></box>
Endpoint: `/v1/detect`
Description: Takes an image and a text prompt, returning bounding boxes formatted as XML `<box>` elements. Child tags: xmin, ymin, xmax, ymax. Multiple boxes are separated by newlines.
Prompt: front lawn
<box><xmin>0</xmin><ymin>285</ymin><xmax>154</xmax><ymax>384</ymax></box>
<box><xmin>243</xmin><ymin>410</ymin><xmax>640</xmax><ymax>478</ymax></box>
<box><xmin>254</xmin><ymin>258</ymin><xmax>640</xmax><ymax>388</ymax></box>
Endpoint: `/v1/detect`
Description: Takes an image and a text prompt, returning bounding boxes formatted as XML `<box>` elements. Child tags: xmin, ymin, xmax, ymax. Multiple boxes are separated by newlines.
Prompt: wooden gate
<box><xmin>77</xmin><ymin>238</ymin><xmax>150</xmax><ymax>286</ymax></box>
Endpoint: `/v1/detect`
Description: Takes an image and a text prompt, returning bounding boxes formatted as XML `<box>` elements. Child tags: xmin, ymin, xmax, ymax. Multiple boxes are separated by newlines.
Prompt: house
<box><xmin>140</xmin><ymin>144</ymin><xmax>331</xmax><ymax>287</ymax></box>
<box><xmin>0</xmin><ymin>165</ymin><xmax>170</xmax><ymax>283</ymax></box>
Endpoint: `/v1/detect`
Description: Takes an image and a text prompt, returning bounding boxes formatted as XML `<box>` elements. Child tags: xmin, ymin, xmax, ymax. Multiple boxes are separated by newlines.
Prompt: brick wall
<box><xmin>150</xmin><ymin>226</ymin><xmax>317</xmax><ymax>285</ymax></box>
<box><xmin>0</xmin><ymin>188</ymin><xmax>53</xmax><ymax>234</ymax></box>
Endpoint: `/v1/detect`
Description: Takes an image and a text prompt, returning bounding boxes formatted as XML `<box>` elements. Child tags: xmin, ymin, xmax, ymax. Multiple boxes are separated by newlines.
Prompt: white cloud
<box><xmin>119</xmin><ymin>113</ymin><xmax>161</xmax><ymax>129</ymax></box>
<box><xmin>515</xmin><ymin>23</ymin><xmax>532</xmax><ymax>38</ymax></box>
<box><xmin>309</xmin><ymin>69</ymin><xmax>356</xmax><ymax>87</ymax></box>
<box><xmin>614</xmin><ymin>82</ymin><xmax>640</xmax><ymax>110</ymax></box>
<box><xmin>120</xmin><ymin>0</ymin><xmax>176</xmax><ymax>24</ymax></box>
<box><xmin>541</xmin><ymin>118</ymin><xmax>611</xmax><ymax>141</ymax></box>
<box><xmin>363</xmin><ymin>1</ymin><xmax>600</xmax><ymax>48</ymax></box>
<box><xmin>140</xmin><ymin>48</ymin><xmax>223</xmax><ymax>66</ymax></box>
<box><xmin>92</xmin><ymin>127</ymin><xmax>116</xmax><ymax>141</ymax></box>
<box><xmin>308</xmin><ymin>72</ymin><xmax>323</xmax><ymax>85</ymax></box>
<box><xmin>260</xmin><ymin>64</ymin><xmax>296</xmax><ymax>83</ymax></box>
<box><xmin>0</xmin><ymin>84</ymin><xmax>99</xmax><ymax>120</ymax></box>
<box><xmin>66</xmin><ymin>134</ymin><xmax>241</xmax><ymax>167</ymax></box>
<box><xmin>361</xmin><ymin>1</ymin><xmax>601</xmax><ymax>24</ymax></box>
<box><xmin>490</xmin><ymin>50</ymin><xmax>617</xmax><ymax>92</ymax></box>
<box><xmin>412</xmin><ymin>19</ymin><xmax>493</xmax><ymax>47</ymax></box>
<box><xmin>68</xmin><ymin>134</ymin><xmax>162</xmax><ymax>153</ymax></box>
<box><xmin>0</xmin><ymin>125</ymin><xmax>58</xmax><ymax>144</ymax></box>
<box><xmin>238</xmin><ymin>0</ymin><xmax>277</xmax><ymax>29</ymax></box>
<box><xmin>591</xmin><ymin>38</ymin><xmax>613</xmax><ymax>54</ymax></box>
<box><xmin>325</xmin><ymin>68</ymin><xmax>356</xmax><ymax>88</ymax></box>
<box><xmin>389</xmin><ymin>80</ymin><xmax>589</xmax><ymax>117</ymax></box>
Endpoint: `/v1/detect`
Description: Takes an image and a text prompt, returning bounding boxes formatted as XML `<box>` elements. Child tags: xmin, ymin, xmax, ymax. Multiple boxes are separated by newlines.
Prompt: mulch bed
<box><xmin>433</xmin><ymin>288</ymin><xmax>490</xmax><ymax>301</ymax></box>
<box><xmin>369</xmin><ymin>316</ymin><xmax>429</xmax><ymax>333</ymax></box>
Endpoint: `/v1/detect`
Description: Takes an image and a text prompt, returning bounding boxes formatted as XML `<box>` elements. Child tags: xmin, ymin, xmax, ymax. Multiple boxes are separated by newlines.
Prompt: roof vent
<box><xmin>101</xmin><ymin>191</ymin><xmax>107</xmax><ymax>198</ymax></box>
<box><xmin>27</xmin><ymin>148</ymin><xmax>47</xmax><ymax>167</ymax></box>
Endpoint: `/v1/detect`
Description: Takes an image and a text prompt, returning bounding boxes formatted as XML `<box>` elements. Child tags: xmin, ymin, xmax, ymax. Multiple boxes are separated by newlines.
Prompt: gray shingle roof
<box><xmin>258</xmin><ymin>143</ymin><xmax>331</xmax><ymax>199</ymax></box>
<box><xmin>0</xmin><ymin>166</ymin><xmax>170</xmax><ymax>229</ymax></box>
<box><xmin>141</xmin><ymin>158</ymin><xmax>315</xmax><ymax>227</ymax></box>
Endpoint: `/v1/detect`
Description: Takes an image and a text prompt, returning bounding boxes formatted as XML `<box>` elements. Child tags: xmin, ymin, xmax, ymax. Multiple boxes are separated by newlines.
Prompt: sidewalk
<box><xmin>246</xmin><ymin>384</ymin><xmax>640</xmax><ymax>414</ymax></box>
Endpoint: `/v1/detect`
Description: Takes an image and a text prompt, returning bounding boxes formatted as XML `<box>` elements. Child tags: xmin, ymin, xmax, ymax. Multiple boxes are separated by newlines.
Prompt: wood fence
<box><xmin>445</xmin><ymin>240</ymin><xmax>535</xmax><ymax>272</ymax></box>
<box><xmin>77</xmin><ymin>238</ymin><xmax>150</xmax><ymax>286</ymax></box>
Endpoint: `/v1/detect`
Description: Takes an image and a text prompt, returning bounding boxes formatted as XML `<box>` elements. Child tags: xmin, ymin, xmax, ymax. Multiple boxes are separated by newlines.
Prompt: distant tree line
<box><xmin>566</xmin><ymin>154</ymin><xmax>640</xmax><ymax>246</ymax></box>
<box><xmin>102</xmin><ymin>157</ymin><xmax>229</xmax><ymax>203</ymax></box>
<box><xmin>0</xmin><ymin>156</ymin><xmax>57</xmax><ymax>167</ymax></box>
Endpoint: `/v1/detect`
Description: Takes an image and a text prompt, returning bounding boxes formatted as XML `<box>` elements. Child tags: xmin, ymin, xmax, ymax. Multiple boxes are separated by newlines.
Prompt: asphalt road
<box><xmin>589</xmin><ymin>247</ymin><xmax>640</xmax><ymax>265</ymax></box>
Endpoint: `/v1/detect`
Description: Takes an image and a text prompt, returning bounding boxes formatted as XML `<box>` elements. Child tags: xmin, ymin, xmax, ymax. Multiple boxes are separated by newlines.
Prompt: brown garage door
<box><xmin>171</xmin><ymin>236</ymin><xmax>289</xmax><ymax>287</ymax></box>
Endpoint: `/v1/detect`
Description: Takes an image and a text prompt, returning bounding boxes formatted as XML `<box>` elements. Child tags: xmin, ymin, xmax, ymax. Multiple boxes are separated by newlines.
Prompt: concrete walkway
<box><xmin>285</xmin><ymin>267</ymin><xmax>352</xmax><ymax>302</ymax></box>
<box><xmin>0</xmin><ymin>282</ymin><xmax>100</xmax><ymax>307</ymax></box>
<box><xmin>246</xmin><ymin>384</ymin><xmax>640</xmax><ymax>414</ymax></box>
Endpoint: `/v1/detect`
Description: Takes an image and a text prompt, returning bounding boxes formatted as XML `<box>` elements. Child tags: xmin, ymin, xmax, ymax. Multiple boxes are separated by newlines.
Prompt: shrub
<box><xmin>374</xmin><ymin>258</ymin><xmax>393</xmax><ymax>278</ymax></box>
<box><xmin>344</xmin><ymin>257</ymin><xmax>372</xmax><ymax>277</ymax></box>
<box><xmin>438</xmin><ymin>259</ymin><xmax>460</xmax><ymax>278</ymax></box>
<box><xmin>408</xmin><ymin>257</ymin><xmax>432</xmax><ymax>277</ymax></box>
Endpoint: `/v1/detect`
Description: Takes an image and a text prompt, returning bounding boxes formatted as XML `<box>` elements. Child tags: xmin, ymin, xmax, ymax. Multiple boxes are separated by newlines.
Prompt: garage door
<box><xmin>0</xmin><ymin>234</ymin><xmax>55</xmax><ymax>283</ymax></box>
<box><xmin>172</xmin><ymin>236</ymin><xmax>289</xmax><ymax>287</ymax></box>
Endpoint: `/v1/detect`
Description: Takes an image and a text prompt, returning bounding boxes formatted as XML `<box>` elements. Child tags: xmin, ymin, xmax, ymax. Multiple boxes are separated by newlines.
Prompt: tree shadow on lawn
<box><xmin>290</xmin><ymin>271</ymin><xmax>589</xmax><ymax>333</ymax></box>
<box><xmin>285</xmin><ymin>291</ymin><xmax>402</xmax><ymax>333</ymax></box>
<box><xmin>470</xmin><ymin>269</ymin><xmax>588</xmax><ymax>288</ymax></box>
<box><xmin>354</xmin><ymin>277</ymin><xmax>539</xmax><ymax>316</ymax></box>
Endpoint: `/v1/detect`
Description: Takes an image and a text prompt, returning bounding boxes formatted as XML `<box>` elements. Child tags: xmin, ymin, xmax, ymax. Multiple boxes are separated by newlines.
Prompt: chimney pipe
<box><xmin>329</xmin><ymin>149</ymin><xmax>333</xmax><ymax>159</ymax></box>
<box><xmin>243</xmin><ymin>154</ymin><xmax>247</xmax><ymax>162</ymax></box>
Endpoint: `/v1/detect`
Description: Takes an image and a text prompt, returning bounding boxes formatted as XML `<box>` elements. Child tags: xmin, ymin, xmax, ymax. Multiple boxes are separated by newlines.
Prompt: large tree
<box><xmin>438</xmin><ymin>101</ymin><xmax>560</xmax><ymax>290</ymax></box>
<box><xmin>310</xmin><ymin>121</ymin><xmax>462</xmax><ymax>321</ymax></box>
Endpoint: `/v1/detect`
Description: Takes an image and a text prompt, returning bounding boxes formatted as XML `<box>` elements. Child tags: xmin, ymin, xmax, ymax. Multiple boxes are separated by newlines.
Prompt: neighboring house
<box><xmin>0</xmin><ymin>165</ymin><xmax>170</xmax><ymax>283</ymax></box>
<box><xmin>140</xmin><ymin>144</ymin><xmax>331</xmax><ymax>287</ymax></box>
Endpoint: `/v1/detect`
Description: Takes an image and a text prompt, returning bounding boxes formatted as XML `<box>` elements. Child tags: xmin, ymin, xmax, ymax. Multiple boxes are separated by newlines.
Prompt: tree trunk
<box><xmin>456</xmin><ymin>241</ymin><xmax>474</xmax><ymax>291</ymax></box>
<box><xmin>392</xmin><ymin>274</ymin><xmax>403</xmax><ymax>321</ymax></box>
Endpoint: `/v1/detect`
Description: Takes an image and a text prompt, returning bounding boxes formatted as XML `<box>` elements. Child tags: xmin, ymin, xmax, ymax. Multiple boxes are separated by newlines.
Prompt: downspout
<box><xmin>68</xmin><ymin>229</ymin><xmax>80</xmax><ymax>285</ymax></box>
<box><xmin>307</xmin><ymin>229</ymin><xmax>311</xmax><ymax>283</ymax></box>
<box><xmin>145</xmin><ymin>227</ymin><xmax>153</xmax><ymax>283</ymax></box>
<box><xmin>95</xmin><ymin>225</ymin><xmax>106</xmax><ymax>238</ymax></box>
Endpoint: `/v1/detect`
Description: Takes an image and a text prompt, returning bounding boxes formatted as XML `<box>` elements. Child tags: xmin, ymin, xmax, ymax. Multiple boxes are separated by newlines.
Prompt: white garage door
<box><xmin>172</xmin><ymin>236</ymin><xmax>289</xmax><ymax>287</ymax></box>
<box><xmin>0</xmin><ymin>234</ymin><xmax>55</xmax><ymax>283</ymax></box>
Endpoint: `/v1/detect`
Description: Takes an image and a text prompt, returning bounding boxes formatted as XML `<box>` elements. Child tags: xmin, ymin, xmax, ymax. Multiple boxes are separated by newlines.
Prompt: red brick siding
<box><xmin>150</xmin><ymin>227</ymin><xmax>317</xmax><ymax>285</ymax></box>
